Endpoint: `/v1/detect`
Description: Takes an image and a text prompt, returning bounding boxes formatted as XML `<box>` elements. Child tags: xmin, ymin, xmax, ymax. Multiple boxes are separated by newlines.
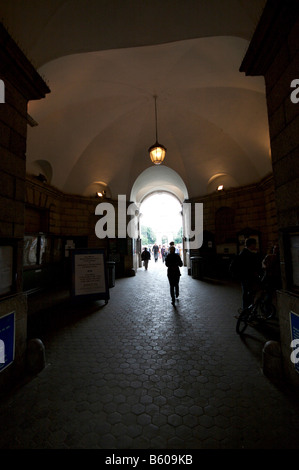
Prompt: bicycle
<box><xmin>236</xmin><ymin>288</ymin><xmax>276</xmax><ymax>335</ymax></box>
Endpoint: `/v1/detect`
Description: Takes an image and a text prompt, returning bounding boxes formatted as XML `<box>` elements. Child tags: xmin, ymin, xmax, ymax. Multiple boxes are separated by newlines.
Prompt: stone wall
<box><xmin>268</xmin><ymin>11</ymin><xmax>299</xmax><ymax>388</ymax></box>
<box><xmin>25</xmin><ymin>171</ymin><xmax>278</xmax><ymax>285</ymax></box>
<box><xmin>0</xmin><ymin>77</ymin><xmax>28</xmax><ymax>393</ymax></box>
<box><xmin>26</xmin><ymin>174</ymin><xmax>97</xmax><ymax>239</ymax></box>
<box><xmin>240</xmin><ymin>0</ymin><xmax>299</xmax><ymax>388</ymax></box>
<box><xmin>190</xmin><ymin>174</ymin><xmax>278</xmax><ymax>256</ymax></box>
<box><xmin>25</xmin><ymin>175</ymin><xmax>135</xmax><ymax>282</ymax></box>
<box><xmin>0</xmin><ymin>23</ymin><xmax>49</xmax><ymax>393</ymax></box>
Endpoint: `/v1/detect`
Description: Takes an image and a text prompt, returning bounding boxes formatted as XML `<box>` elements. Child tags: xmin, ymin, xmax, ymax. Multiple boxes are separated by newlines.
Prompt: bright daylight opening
<box><xmin>139</xmin><ymin>192</ymin><xmax>183</xmax><ymax>262</ymax></box>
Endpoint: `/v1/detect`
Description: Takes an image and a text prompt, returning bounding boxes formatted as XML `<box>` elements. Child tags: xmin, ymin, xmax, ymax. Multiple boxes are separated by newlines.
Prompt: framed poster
<box><xmin>23</xmin><ymin>235</ymin><xmax>38</xmax><ymax>266</ymax></box>
<box><xmin>38</xmin><ymin>234</ymin><xmax>47</xmax><ymax>265</ymax></box>
<box><xmin>71</xmin><ymin>249</ymin><xmax>109</xmax><ymax>303</ymax></box>
<box><xmin>0</xmin><ymin>311</ymin><xmax>15</xmax><ymax>372</ymax></box>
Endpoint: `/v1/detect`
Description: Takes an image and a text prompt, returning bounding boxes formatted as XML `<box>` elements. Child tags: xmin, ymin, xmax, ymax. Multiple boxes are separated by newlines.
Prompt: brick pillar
<box><xmin>240</xmin><ymin>0</ymin><xmax>299</xmax><ymax>388</ymax></box>
<box><xmin>0</xmin><ymin>23</ymin><xmax>50</xmax><ymax>393</ymax></box>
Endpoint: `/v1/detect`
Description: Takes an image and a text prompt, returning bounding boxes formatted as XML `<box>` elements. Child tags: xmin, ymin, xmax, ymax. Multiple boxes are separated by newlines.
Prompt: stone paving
<box><xmin>0</xmin><ymin>259</ymin><xmax>298</xmax><ymax>449</ymax></box>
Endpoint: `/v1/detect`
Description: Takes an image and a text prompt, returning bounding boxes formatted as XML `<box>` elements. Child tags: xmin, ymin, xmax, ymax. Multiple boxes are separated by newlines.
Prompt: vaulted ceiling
<box><xmin>0</xmin><ymin>0</ymin><xmax>271</xmax><ymax>201</ymax></box>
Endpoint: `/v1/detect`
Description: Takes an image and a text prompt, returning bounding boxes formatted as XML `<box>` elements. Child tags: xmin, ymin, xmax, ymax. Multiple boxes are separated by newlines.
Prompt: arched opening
<box><xmin>27</xmin><ymin>159</ymin><xmax>53</xmax><ymax>185</ymax></box>
<box><xmin>130</xmin><ymin>166</ymin><xmax>189</xmax><ymax>271</ymax></box>
<box><xmin>139</xmin><ymin>192</ymin><xmax>183</xmax><ymax>269</ymax></box>
<box><xmin>140</xmin><ymin>191</ymin><xmax>183</xmax><ymax>247</ymax></box>
<box><xmin>130</xmin><ymin>166</ymin><xmax>189</xmax><ymax>204</ymax></box>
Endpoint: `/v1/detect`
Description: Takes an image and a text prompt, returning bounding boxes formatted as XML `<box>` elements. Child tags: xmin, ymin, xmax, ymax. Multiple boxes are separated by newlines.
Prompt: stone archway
<box><xmin>130</xmin><ymin>166</ymin><xmax>189</xmax><ymax>270</ymax></box>
<box><xmin>130</xmin><ymin>166</ymin><xmax>189</xmax><ymax>204</ymax></box>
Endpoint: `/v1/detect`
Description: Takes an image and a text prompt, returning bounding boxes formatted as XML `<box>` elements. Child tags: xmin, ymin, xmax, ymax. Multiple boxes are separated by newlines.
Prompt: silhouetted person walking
<box><xmin>165</xmin><ymin>246</ymin><xmax>183</xmax><ymax>305</ymax></box>
<box><xmin>141</xmin><ymin>247</ymin><xmax>151</xmax><ymax>270</ymax></box>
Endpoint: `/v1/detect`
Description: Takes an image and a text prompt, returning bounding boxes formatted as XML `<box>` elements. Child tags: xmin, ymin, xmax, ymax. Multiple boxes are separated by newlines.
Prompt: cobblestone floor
<box><xmin>0</xmin><ymin>260</ymin><xmax>298</xmax><ymax>450</ymax></box>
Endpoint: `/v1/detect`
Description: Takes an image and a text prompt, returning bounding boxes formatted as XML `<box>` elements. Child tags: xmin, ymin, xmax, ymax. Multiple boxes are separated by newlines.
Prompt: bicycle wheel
<box><xmin>236</xmin><ymin>310</ymin><xmax>249</xmax><ymax>334</ymax></box>
<box><xmin>260</xmin><ymin>302</ymin><xmax>276</xmax><ymax>320</ymax></box>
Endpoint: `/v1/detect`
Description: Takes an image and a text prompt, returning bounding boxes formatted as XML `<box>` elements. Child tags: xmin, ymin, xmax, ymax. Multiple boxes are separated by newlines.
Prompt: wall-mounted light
<box><xmin>96</xmin><ymin>190</ymin><xmax>106</xmax><ymax>198</ymax></box>
<box><xmin>217</xmin><ymin>185</ymin><xmax>224</xmax><ymax>191</ymax></box>
<box><xmin>148</xmin><ymin>95</ymin><xmax>167</xmax><ymax>165</ymax></box>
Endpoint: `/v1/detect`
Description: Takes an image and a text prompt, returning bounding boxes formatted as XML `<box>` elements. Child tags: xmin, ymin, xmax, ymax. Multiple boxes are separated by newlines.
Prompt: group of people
<box><xmin>230</xmin><ymin>237</ymin><xmax>281</xmax><ymax>310</ymax></box>
<box><xmin>141</xmin><ymin>242</ymin><xmax>183</xmax><ymax>306</ymax></box>
<box><xmin>150</xmin><ymin>243</ymin><xmax>181</xmax><ymax>263</ymax></box>
<box><xmin>142</xmin><ymin>243</ymin><xmax>181</xmax><ymax>265</ymax></box>
<box><xmin>141</xmin><ymin>236</ymin><xmax>281</xmax><ymax>309</ymax></box>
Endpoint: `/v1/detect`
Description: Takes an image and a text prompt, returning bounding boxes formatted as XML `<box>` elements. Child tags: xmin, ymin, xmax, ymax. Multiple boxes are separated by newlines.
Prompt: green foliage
<box><xmin>173</xmin><ymin>227</ymin><xmax>183</xmax><ymax>245</ymax></box>
<box><xmin>141</xmin><ymin>225</ymin><xmax>156</xmax><ymax>245</ymax></box>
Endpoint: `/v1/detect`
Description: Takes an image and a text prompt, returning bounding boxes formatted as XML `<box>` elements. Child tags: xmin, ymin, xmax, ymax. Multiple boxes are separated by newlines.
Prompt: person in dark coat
<box><xmin>141</xmin><ymin>247</ymin><xmax>151</xmax><ymax>270</ymax></box>
<box><xmin>165</xmin><ymin>246</ymin><xmax>183</xmax><ymax>305</ymax></box>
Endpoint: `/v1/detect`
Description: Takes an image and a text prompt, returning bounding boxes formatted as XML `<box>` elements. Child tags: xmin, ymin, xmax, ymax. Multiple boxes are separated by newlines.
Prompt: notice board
<box><xmin>0</xmin><ymin>311</ymin><xmax>15</xmax><ymax>372</ymax></box>
<box><xmin>71</xmin><ymin>249</ymin><xmax>109</xmax><ymax>303</ymax></box>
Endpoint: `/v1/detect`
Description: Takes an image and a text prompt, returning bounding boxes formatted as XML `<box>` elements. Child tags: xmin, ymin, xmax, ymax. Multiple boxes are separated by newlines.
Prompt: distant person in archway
<box><xmin>153</xmin><ymin>243</ymin><xmax>159</xmax><ymax>262</ymax></box>
<box><xmin>165</xmin><ymin>246</ymin><xmax>183</xmax><ymax>305</ymax></box>
<box><xmin>141</xmin><ymin>247</ymin><xmax>151</xmax><ymax>270</ymax></box>
<box><xmin>169</xmin><ymin>241</ymin><xmax>179</xmax><ymax>253</ymax></box>
<box><xmin>161</xmin><ymin>245</ymin><xmax>167</xmax><ymax>263</ymax></box>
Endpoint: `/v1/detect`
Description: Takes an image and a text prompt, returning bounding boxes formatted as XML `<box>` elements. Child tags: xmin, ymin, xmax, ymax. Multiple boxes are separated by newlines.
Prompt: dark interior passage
<box><xmin>1</xmin><ymin>264</ymin><xmax>298</xmax><ymax>449</ymax></box>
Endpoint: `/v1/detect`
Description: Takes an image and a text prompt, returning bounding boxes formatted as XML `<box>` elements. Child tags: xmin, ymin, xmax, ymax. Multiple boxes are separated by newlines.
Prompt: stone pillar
<box><xmin>240</xmin><ymin>0</ymin><xmax>299</xmax><ymax>388</ymax></box>
<box><xmin>0</xmin><ymin>23</ymin><xmax>50</xmax><ymax>394</ymax></box>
